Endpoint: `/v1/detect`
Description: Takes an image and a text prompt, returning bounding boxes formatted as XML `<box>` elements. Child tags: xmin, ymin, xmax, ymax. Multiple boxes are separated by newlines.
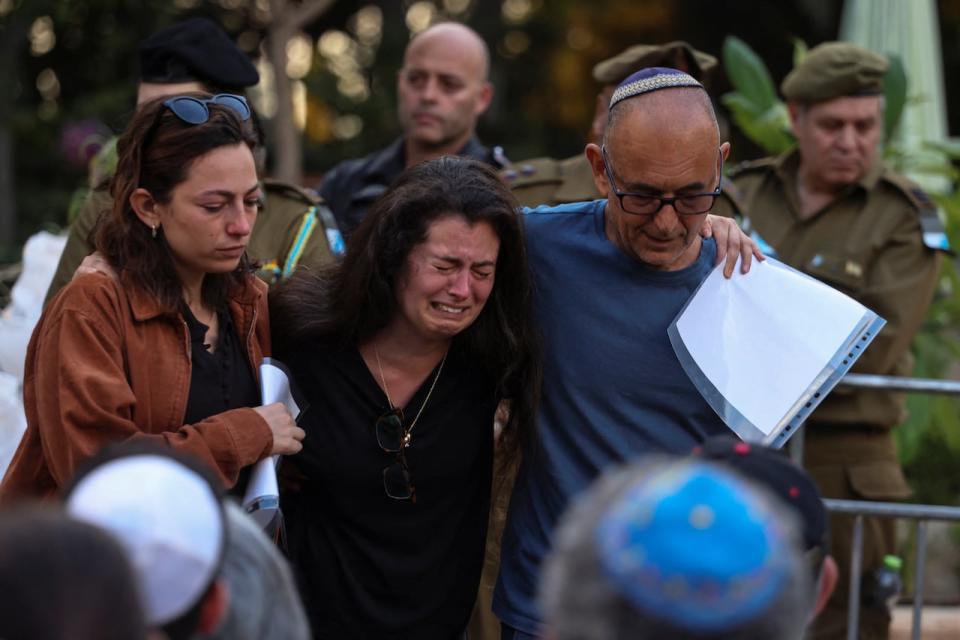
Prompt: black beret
<box><xmin>593</xmin><ymin>41</ymin><xmax>717</xmax><ymax>85</ymax></box>
<box><xmin>781</xmin><ymin>42</ymin><xmax>887</xmax><ymax>103</ymax></box>
<box><xmin>139</xmin><ymin>17</ymin><xmax>259</xmax><ymax>91</ymax></box>
<box><xmin>692</xmin><ymin>435</ymin><xmax>827</xmax><ymax>553</ymax></box>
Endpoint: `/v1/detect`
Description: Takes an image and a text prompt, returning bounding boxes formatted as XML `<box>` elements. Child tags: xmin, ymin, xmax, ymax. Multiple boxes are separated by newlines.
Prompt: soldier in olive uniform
<box><xmin>45</xmin><ymin>18</ymin><xmax>341</xmax><ymax>305</ymax></box>
<box><xmin>506</xmin><ymin>42</ymin><xmax>724</xmax><ymax>208</ymax></box>
<box><xmin>715</xmin><ymin>42</ymin><xmax>949</xmax><ymax>640</ymax></box>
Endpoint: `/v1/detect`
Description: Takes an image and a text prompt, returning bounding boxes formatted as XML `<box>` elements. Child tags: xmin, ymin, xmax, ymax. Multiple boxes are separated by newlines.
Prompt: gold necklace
<box><xmin>374</xmin><ymin>345</ymin><xmax>448</xmax><ymax>443</ymax></box>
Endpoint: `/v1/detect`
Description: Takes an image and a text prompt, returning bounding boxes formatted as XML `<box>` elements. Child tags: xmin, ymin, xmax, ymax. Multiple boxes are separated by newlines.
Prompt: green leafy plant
<box><xmin>898</xmin><ymin>142</ymin><xmax>960</xmax><ymax>505</ymax></box>
<box><xmin>884</xmin><ymin>54</ymin><xmax>908</xmax><ymax>142</ymax></box>
<box><xmin>721</xmin><ymin>36</ymin><xmax>794</xmax><ymax>155</ymax></box>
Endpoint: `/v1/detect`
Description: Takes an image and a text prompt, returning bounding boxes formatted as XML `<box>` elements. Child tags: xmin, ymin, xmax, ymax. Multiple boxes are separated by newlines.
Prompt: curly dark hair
<box><xmin>95</xmin><ymin>92</ymin><xmax>260</xmax><ymax>314</ymax></box>
<box><xmin>271</xmin><ymin>155</ymin><xmax>541</xmax><ymax>466</ymax></box>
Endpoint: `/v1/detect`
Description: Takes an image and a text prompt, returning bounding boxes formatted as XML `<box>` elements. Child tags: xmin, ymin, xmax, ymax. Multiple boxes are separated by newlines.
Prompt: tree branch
<box><xmin>274</xmin><ymin>0</ymin><xmax>336</xmax><ymax>33</ymax></box>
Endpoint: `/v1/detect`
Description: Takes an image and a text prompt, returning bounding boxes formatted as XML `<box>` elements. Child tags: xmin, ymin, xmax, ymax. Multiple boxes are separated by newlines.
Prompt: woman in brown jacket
<box><xmin>1</xmin><ymin>94</ymin><xmax>304</xmax><ymax>500</ymax></box>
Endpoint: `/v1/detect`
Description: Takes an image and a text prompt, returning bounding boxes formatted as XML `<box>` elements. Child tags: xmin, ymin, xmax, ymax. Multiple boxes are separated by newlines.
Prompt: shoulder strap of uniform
<box><xmin>280</xmin><ymin>204</ymin><xmax>346</xmax><ymax>276</ymax></box>
<box><xmin>280</xmin><ymin>209</ymin><xmax>318</xmax><ymax>278</ymax></box>
<box><xmin>501</xmin><ymin>157</ymin><xmax>564</xmax><ymax>188</ymax></box>
<box><xmin>312</xmin><ymin>204</ymin><xmax>346</xmax><ymax>259</ymax></box>
<box><xmin>264</xmin><ymin>179</ymin><xmax>346</xmax><ymax>272</ymax></box>
<box><xmin>881</xmin><ymin>171</ymin><xmax>953</xmax><ymax>254</ymax></box>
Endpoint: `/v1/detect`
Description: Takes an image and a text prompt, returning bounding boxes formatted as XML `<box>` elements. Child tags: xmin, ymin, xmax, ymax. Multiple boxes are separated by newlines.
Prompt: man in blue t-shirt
<box><xmin>495</xmin><ymin>67</ymin><xmax>754</xmax><ymax>638</ymax></box>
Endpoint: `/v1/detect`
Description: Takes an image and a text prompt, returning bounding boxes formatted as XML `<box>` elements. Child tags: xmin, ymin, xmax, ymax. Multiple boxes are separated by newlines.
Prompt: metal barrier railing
<box><xmin>810</xmin><ymin>373</ymin><xmax>960</xmax><ymax>640</ymax></box>
<box><xmin>824</xmin><ymin>499</ymin><xmax>960</xmax><ymax>640</ymax></box>
<box><xmin>840</xmin><ymin>373</ymin><xmax>960</xmax><ymax>396</ymax></box>
<box><xmin>784</xmin><ymin>373</ymin><xmax>960</xmax><ymax>467</ymax></box>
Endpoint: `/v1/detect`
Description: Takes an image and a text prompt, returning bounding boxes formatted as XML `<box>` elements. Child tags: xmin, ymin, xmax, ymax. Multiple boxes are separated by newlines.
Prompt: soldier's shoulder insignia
<box><xmin>311</xmin><ymin>203</ymin><xmax>346</xmax><ymax>258</ymax></box>
<box><xmin>882</xmin><ymin>173</ymin><xmax>953</xmax><ymax>254</ymax></box>
<box><xmin>916</xmin><ymin>202</ymin><xmax>952</xmax><ymax>253</ymax></box>
<box><xmin>501</xmin><ymin>157</ymin><xmax>563</xmax><ymax>188</ymax></box>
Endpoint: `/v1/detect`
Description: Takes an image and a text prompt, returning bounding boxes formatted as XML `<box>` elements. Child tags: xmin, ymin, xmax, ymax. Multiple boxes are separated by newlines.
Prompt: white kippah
<box><xmin>66</xmin><ymin>454</ymin><xmax>226</xmax><ymax>627</ymax></box>
<box><xmin>610</xmin><ymin>67</ymin><xmax>704</xmax><ymax>110</ymax></box>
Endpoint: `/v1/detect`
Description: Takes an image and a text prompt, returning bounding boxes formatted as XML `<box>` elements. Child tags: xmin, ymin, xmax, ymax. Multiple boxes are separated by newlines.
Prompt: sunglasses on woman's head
<box><xmin>162</xmin><ymin>93</ymin><xmax>251</xmax><ymax>124</ymax></box>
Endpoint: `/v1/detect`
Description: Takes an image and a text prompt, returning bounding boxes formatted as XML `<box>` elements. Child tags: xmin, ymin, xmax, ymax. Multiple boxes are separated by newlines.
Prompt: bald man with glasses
<box><xmin>493</xmin><ymin>67</ymin><xmax>762</xmax><ymax>639</ymax></box>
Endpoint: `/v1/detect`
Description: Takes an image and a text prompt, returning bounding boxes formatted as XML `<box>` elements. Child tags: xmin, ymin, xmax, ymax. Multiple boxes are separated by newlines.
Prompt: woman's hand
<box><xmin>74</xmin><ymin>251</ymin><xmax>118</xmax><ymax>281</ymax></box>
<box><xmin>254</xmin><ymin>403</ymin><xmax>306</xmax><ymax>455</ymax></box>
<box><xmin>700</xmin><ymin>215</ymin><xmax>764</xmax><ymax>278</ymax></box>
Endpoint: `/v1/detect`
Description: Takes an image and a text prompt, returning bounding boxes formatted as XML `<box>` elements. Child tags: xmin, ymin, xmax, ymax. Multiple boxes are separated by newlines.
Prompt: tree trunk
<box><xmin>265</xmin><ymin>14</ymin><xmax>298</xmax><ymax>183</ymax></box>
<box><xmin>265</xmin><ymin>0</ymin><xmax>336</xmax><ymax>184</ymax></box>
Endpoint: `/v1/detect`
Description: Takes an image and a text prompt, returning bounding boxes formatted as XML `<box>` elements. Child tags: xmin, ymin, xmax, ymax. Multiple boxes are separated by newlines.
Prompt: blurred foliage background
<box><xmin>0</xmin><ymin>0</ymin><xmax>854</xmax><ymax>258</ymax></box>
<box><xmin>2</xmin><ymin>0</ymin><xmax>960</xmax><ymax>503</ymax></box>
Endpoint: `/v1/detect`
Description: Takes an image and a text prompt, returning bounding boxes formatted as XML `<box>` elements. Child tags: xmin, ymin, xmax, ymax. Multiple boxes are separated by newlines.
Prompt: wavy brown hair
<box><xmin>271</xmin><ymin>156</ymin><xmax>541</xmax><ymax>466</ymax></box>
<box><xmin>95</xmin><ymin>92</ymin><xmax>260</xmax><ymax>314</ymax></box>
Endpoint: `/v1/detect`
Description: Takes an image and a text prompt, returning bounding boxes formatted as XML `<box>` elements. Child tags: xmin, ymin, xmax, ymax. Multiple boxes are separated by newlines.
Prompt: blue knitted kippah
<box><xmin>609</xmin><ymin>66</ymin><xmax>703</xmax><ymax>110</ymax></box>
<box><xmin>594</xmin><ymin>462</ymin><xmax>791</xmax><ymax>632</ymax></box>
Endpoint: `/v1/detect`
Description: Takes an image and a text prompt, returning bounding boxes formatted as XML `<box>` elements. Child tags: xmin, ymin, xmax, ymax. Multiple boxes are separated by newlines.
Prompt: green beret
<box><xmin>781</xmin><ymin>42</ymin><xmax>888</xmax><ymax>103</ymax></box>
<box><xmin>593</xmin><ymin>41</ymin><xmax>717</xmax><ymax>85</ymax></box>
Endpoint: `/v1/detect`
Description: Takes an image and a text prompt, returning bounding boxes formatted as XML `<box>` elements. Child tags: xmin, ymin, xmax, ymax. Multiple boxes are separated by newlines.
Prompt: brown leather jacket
<box><xmin>1</xmin><ymin>272</ymin><xmax>274</xmax><ymax>501</ymax></box>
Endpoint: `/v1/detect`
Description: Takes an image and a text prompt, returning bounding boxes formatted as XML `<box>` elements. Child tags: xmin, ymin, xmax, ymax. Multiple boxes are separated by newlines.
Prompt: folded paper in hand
<box><xmin>242</xmin><ymin>358</ymin><xmax>300</xmax><ymax>529</ymax></box>
<box><xmin>668</xmin><ymin>257</ymin><xmax>884</xmax><ymax>448</ymax></box>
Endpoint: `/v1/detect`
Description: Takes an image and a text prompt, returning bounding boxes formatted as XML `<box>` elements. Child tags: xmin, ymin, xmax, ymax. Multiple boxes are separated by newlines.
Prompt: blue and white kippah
<box><xmin>594</xmin><ymin>462</ymin><xmax>792</xmax><ymax>632</ymax></box>
<box><xmin>609</xmin><ymin>66</ymin><xmax>704</xmax><ymax>110</ymax></box>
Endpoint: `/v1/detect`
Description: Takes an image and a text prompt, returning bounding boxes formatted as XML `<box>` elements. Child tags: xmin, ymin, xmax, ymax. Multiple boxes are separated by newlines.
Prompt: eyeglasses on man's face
<box><xmin>601</xmin><ymin>145</ymin><xmax>722</xmax><ymax>217</ymax></box>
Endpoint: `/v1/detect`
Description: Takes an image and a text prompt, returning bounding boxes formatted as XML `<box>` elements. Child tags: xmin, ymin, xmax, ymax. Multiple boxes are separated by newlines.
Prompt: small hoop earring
<box><xmin>151</xmin><ymin>224</ymin><xmax>158</xmax><ymax>239</ymax></box>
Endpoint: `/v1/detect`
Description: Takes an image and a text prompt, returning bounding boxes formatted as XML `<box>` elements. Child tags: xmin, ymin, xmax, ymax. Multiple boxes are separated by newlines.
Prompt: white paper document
<box><xmin>242</xmin><ymin>358</ymin><xmax>300</xmax><ymax>529</ymax></box>
<box><xmin>668</xmin><ymin>257</ymin><xmax>885</xmax><ymax>448</ymax></box>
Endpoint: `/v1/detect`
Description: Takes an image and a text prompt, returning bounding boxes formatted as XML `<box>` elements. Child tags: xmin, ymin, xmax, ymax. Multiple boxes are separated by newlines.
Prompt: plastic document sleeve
<box><xmin>242</xmin><ymin>357</ymin><xmax>301</xmax><ymax>530</ymax></box>
<box><xmin>668</xmin><ymin>257</ymin><xmax>885</xmax><ymax>449</ymax></box>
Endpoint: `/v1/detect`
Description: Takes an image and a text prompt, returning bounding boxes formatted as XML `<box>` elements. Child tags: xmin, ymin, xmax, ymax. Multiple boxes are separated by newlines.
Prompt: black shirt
<box><xmin>183</xmin><ymin>306</ymin><xmax>260</xmax><ymax>493</ymax></box>
<box><xmin>281</xmin><ymin>341</ymin><xmax>497</xmax><ymax>639</ymax></box>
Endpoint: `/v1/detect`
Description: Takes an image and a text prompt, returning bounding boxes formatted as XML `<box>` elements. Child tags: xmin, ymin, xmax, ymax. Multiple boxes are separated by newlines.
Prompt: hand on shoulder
<box><xmin>74</xmin><ymin>251</ymin><xmax>118</xmax><ymax>282</ymax></box>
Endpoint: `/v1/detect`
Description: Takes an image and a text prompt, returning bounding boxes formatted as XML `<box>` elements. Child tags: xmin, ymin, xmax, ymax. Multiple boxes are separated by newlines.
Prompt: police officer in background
<box><xmin>715</xmin><ymin>42</ymin><xmax>949</xmax><ymax>640</ymax></box>
<box><xmin>45</xmin><ymin>17</ymin><xmax>341</xmax><ymax>305</ymax></box>
<box><xmin>507</xmin><ymin>41</ymin><xmax>722</xmax><ymax>207</ymax></box>
<box><xmin>318</xmin><ymin>22</ymin><xmax>503</xmax><ymax>238</ymax></box>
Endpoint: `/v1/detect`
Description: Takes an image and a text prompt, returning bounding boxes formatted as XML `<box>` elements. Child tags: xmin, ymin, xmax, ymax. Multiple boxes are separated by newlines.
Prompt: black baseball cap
<box><xmin>692</xmin><ymin>435</ymin><xmax>828</xmax><ymax>553</ymax></box>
